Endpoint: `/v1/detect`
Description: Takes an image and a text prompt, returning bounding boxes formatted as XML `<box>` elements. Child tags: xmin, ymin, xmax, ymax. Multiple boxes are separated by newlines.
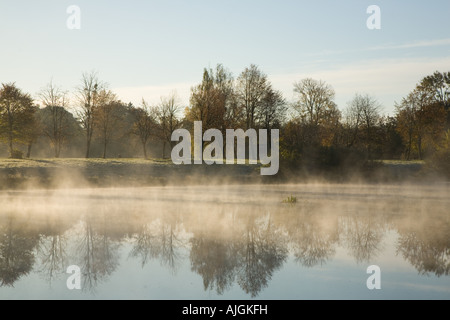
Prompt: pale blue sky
<box><xmin>0</xmin><ymin>0</ymin><xmax>449</xmax><ymax>115</ymax></box>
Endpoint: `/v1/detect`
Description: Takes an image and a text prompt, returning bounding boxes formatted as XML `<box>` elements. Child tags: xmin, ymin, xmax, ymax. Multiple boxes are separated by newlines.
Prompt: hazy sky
<box><xmin>0</xmin><ymin>0</ymin><xmax>449</xmax><ymax>115</ymax></box>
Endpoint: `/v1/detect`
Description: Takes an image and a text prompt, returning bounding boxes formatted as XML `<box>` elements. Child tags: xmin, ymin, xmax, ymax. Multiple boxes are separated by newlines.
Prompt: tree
<box><xmin>293</xmin><ymin>79</ymin><xmax>340</xmax><ymax>148</ymax></box>
<box><xmin>156</xmin><ymin>92</ymin><xmax>181</xmax><ymax>159</ymax></box>
<box><xmin>293</xmin><ymin>78</ymin><xmax>335</xmax><ymax>127</ymax></box>
<box><xmin>395</xmin><ymin>93</ymin><xmax>421</xmax><ymax>160</ymax></box>
<box><xmin>236</xmin><ymin>64</ymin><xmax>268</xmax><ymax>130</ymax></box>
<box><xmin>418</xmin><ymin>71</ymin><xmax>450</xmax><ymax>108</ymax></box>
<box><xmin>188</xmin><ymin>68</ymin><xmax>224</xmax><ymax>131</ymax></box>
<box><xmin>75</xmin><ymin>71</ymin><xmax>105</xmax><ymax>158</ymax></box>
<box><xmin>93</xmin><ymin>90</ymin><xmax>123</xmax><ymax>159</ymax></box>
<box><xmin>257</xmin><ymin>85</ymin><xmax>287</xmax><ymax>130</ymax></box>
<box><xmin>346</xmin><ymin>93</ymin><xmax>381</xmax><ymax>160</ymax></box>
<box><xmin>396</xmin><ymin>76</ymin><xmax>447</xmax><ymax>160</ymax></box>
<box><xmin>38</xmin><ymin>81</ymin><xmax>70</xmax><ymax>158</ymax></box>
<box><xmin>418</xmin><ymin>71</ymin><xmax>450</xmax><ymax>133</ymax></box>
<box><xmin>22</xmin><ymin>106</ymin><xmax>42</xmax><ymax>158</ymax></box>
<box><xmin>213</xmin><ymin>64</ymin><xmax>241</xmax><ymax>131</ymax></box>
<box><xmin>0</xmin><ymin>83</ymin><xmax>36</xmax><ymax>158</ymax></box>
<box><xmin>132</xmin><ymin>99</ymin><xmax>156</xmax><ymax>159</ymax></box>
<box><xmin>187</xmin><ymin>64</ymin><xmax>242</xmax><ymax>134</ymax></box>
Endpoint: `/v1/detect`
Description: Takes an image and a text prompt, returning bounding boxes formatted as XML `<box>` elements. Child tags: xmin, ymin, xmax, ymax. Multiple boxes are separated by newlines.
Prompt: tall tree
<box><xmin>132</xmin><ymin>99</ymin><xmax>155</xmax><ymax>159</ymax></box>
<box><xmin>293</xmin><ymin>78</ymin><xmax>339</xmax><ymax>147</ymax></box>
<box><xmin>293</xmin><ymin>78</ymin><xmax>336</xmax><ymax>127</ymax></box>
<box><xmin>346</xmin><ymin>94</ymin><xmax>381</xmax><ymax>160</ymax></box>
<box><xmin>257</xmin><ymin>85</ymin><xmax>287</xmax><ymax>130</ymax></box>
<box><xmin>188</xmin><ymin>68</ymin><xmax>223</xmax><ymax>131</ymax></box>
<box><xmin>236</xmin><ymin>64</ymin><xmax>268</xmax><ymax>130</ymax></box>
<box><xmin>23</xmin><ymin>106</ymin><xmax>42</xmax><ymax>158</ymax></box>
<box><xmin>0</xmin><ymin>83</ymin><xmax>35</xmax><ymax>158</ymax></box>
<box><xmin>396</xmin><ymin>77</ymin><xmax>447</xmax><ymax>160</ymax></box>
<box><xmin>418</xmin><ymin>71</ymin><xmax>450</xmax><ymax>107</ymax></box>
<box><xmin>93</xmin><ymin>90</ymin><xmax>122</xmax><ymax>159</ymax></box>
<box><xmin>76</xmin><ymin>71</ymin><xmax>105</xmax><ymax>158</ymax></box>
<box><xmin>38</xmin><ymin>81</ymin><xmax>70</xmax><ymax>158</ymax></box>
<box><xmin>156</xmin><ymin>92</ymin><xmax>181</xmax><ymax>159</ymax></box>
<box><xmin>417</xmin><ymin>71</ymin><xmax>450</xmax><ymax>129</ymax></box>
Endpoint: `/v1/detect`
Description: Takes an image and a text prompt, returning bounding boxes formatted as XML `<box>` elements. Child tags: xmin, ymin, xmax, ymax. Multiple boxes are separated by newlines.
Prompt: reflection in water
<box><xmin>0</xmin><ymin>215</ymin><xmax>39</xmax><ymax>287</ymax></box>
<box><xmin>0</xmin><ymin>184</ymin><xmax>448</xmax><ymax>297</ymax></box>
<box><xmin>235</xmin><ymin>213</ymin><xmax>288</xmax><ymax>297</ymax></box>
<box><xmin>341</xmin><ymin>214</ymin><xmax>386</xmax><ymax>264</ymax></box>
<box><xmin>279</xmin><ymin>203</ymin><xmax>338</xmax><ymax>267</ymax></box>
<box><xmin>131</xmin><ymin>211</ymin><xmax>185</xmax><ymax>274</ymax></box>
<box><xmin>396</xmin><ymin>208</ymin><xmax>450</xmax><ymax>277</ymax></box>
<box><xmin>36</xmin><ymin>216</ymin><xmax>69</xmax><ymax>285</ymax></box>
<box><xmin>75</xmin><ymin>219</ymin><xmax>120</xmax><ymax>292</ymax></box>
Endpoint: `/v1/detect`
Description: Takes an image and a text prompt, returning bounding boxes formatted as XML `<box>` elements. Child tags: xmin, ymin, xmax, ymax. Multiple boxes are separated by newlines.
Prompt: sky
<box><xmin>0</xmin><ymin>0</ymin><xmax>449</xmax><ymax>116</ymax></box>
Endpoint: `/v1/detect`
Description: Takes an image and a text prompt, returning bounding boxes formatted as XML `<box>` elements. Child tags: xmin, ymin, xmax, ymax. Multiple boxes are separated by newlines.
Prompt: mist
<box><xmin>0</xmin><ymin>181</ymin><xmax>448</xmax><ymax>299</ymax></box>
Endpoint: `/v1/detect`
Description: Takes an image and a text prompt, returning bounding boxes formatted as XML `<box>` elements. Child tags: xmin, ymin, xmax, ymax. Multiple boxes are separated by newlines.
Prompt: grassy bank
<box><xmin>0</xmin><ymin>158</ymin><xmax>263</xmax><ymax>190</ymax></box>
<box><xmin>0</xmin><ymin>158</ymin><xmax>445</xmax><ymax>190</ymax></box>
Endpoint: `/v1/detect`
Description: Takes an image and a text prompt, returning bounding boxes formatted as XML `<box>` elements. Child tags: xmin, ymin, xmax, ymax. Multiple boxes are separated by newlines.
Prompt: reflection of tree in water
<box><xmin>130</xmin><ymin>223</ymin><xmax>161</xmax><ymax>267</ymax></box>
<box><xmin>0</xmin><ymin>216</ymin><xmax>39</xmax><ymax>287</ymax></box>
<box><xmin>36</xmin><ymin>218</ymin><xmax>71</xmax><ymax>285</ymax></box>
<box><xmin>340</xmin><ymin>214</ymin><xmax>385</xmax><ymax>264</ymax></box>
<box><xmin>235</xmin><ymin>214</ymin><xmax>288</xmax><ymax>298</ymax></box>
<box><xmin>190</xmin><ymin>235</ymin><xmax>238</xmax><ymax>295</ymax></box>
<box><xmin>397</xmin><ymin>219</ymin><xmax>450</xmax><ymax>277</ymax></box>
<box><xmin>76</xmin><ymin>213</ymin><xmax>121</xmax><ymax>292</ymax></box>
<box><xmin>292</xmin><ymin>223</ymin><xmax>337</xmax><ymax>267</ymax></box>
<box><xmin>189</xmin><ymin>211</ymin><xmax>288</xmax><ymax>298</ymax></box>
<box><xmin>130</xmin><ymin>213</ymin><xmax>185</xmax><ymax>274</ymax></box>
<box><xmin>273</xmin><ymin>203</ymin><xmax>338</xmax><ymax>268</ymax></box>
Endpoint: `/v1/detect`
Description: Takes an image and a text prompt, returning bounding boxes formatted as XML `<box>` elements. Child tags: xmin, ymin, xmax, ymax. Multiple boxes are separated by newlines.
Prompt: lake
<box><xmin>0</xmin><ymin>183</ymin><xmax>449</xmax><ymax>300</ymax></box>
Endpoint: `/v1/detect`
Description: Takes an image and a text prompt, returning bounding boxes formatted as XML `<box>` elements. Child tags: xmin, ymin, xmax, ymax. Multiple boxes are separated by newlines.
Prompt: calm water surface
<box><xmin>0</xmin><ymin>183</ymin><xmax>449</xmax><ymax>300</ymax></box>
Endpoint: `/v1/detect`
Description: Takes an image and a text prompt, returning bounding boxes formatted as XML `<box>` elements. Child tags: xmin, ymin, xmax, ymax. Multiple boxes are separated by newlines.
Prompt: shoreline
<box><xmin>0</xmin><ymin>158</ymin><xmax>446</xmax><ymax>190</ymax></box>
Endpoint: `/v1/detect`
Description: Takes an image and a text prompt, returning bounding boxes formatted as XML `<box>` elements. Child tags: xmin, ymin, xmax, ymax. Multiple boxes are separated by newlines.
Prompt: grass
<box><xmin>282</xmin><ymin>195</ymin><xmax>297</xmax><ymax>204</ymax></box>
<box><xmin>378</xmin><ymin>160</ymin><xmax>425</xmax><ymax>165</ymax></box>
<box><xmin>0</xmin><ymin>157</ymin><xmax>262</xmax><ymax>190</ymax></box>
<box><xmin>0</xmin><ymin>157</ymin><xmax>174</xmax><ymax>169</ymax></box>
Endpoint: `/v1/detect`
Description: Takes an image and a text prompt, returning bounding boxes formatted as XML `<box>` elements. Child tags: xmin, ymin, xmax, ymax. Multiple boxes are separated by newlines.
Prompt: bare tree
<box><xmin>346</xmin><ymin>93</ymin><xmax>382</xmax><ymax>159</ymax></box>
<box><xmin>236</xmin><ymin>65</ymin><xmax>268</xmax><ymax>130</ymax></box>
<box><xmin>132</xmin><ymin>99</ymin><xmax>155</xmax><ymax>159</ymax></box>
<box><xmin>293</xmin><ymin>78</ymin><xmax>335</xmax><ymax>127</ymax></box>
<box><xmin>93</xmin><ymin>90</ymin><xmax>122</xmax><ymax>159</ymax></box>
<box><xmin>75</xmin><ymin>71</ymin><xmax>105</xmax><ymax>158</ymax></box>
<box><xmin>38</xmin><ymin>81</ymin><xmax>70</xmax><ymax>158</ymax></box>
<box><xmin>257</xmin><ymin>85</ymin><xmax>287</xmax><ymax>130</ymax></box>
<box><xmin>293</xmin><ymin>79</ymin><xmax>339</xmax><ymax>147</ymax></box>
<box><xmin>156</xmin><ymin>92</ymin><xmax>181</xmax><ymax>159</ymax></box>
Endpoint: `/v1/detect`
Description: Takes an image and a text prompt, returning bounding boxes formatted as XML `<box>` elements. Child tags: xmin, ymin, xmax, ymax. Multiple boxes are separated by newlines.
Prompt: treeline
<box><xmin>0</xmin><ymin>66</ymin><xmax>449</xmax><ymax>176</ymax></box>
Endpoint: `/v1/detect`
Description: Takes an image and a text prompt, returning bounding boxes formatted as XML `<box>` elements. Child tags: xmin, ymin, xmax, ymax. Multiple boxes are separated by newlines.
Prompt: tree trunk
<box><xmin>143</xmin><ymin>142</ymin><xmax>148</xmax><ymax>160</ymax></box>
<box><xmin>103</xmin><ymin>139</ymin><xmax>107</xmax><ymax>159</ymax></box>
<box><xmin>8</xmin><ymin>138</ymin><xmax>13</xmax><ymax>158</ymax></box>
<box><xmin>417</xmin><ymin>135</ymin><xmax>423</xmax><ymax>160</ymax></box>
<box><xmin>55</xmin><ymin>145</ymin><xmax>61</xmax><ymax>158</ymax></box>
<box><xmin>8</xmin><ymin>121</ymin><xmax>13</xmax><ymax>158</ymax></box>
<box><xmin>26</xmin><ymin>143</ymin><xmax>32</xmax><ymax>158</ymax></box>
<box><xmin>162</xmin><ymin>141</ymin><xmax>166</xmax><ymax>159</ymax></box>
<box><xmin>85</xmin><ymin>138</ymin><xmax>91</xmax><ymax>158</ymax></box>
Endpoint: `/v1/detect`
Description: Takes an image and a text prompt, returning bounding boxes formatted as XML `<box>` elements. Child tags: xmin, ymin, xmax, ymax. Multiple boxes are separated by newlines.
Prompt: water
<box><xmin>0</xmin><ymin>183</ymin><xmax>449</xmax><ymax>300</ymax></box>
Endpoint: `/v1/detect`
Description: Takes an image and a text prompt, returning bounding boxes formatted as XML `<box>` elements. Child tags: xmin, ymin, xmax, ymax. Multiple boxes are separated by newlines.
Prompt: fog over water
<box><xmin>0</xmin><ymin>183</ymin><xmax>449</xmax><ymax>299</ymax></box>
